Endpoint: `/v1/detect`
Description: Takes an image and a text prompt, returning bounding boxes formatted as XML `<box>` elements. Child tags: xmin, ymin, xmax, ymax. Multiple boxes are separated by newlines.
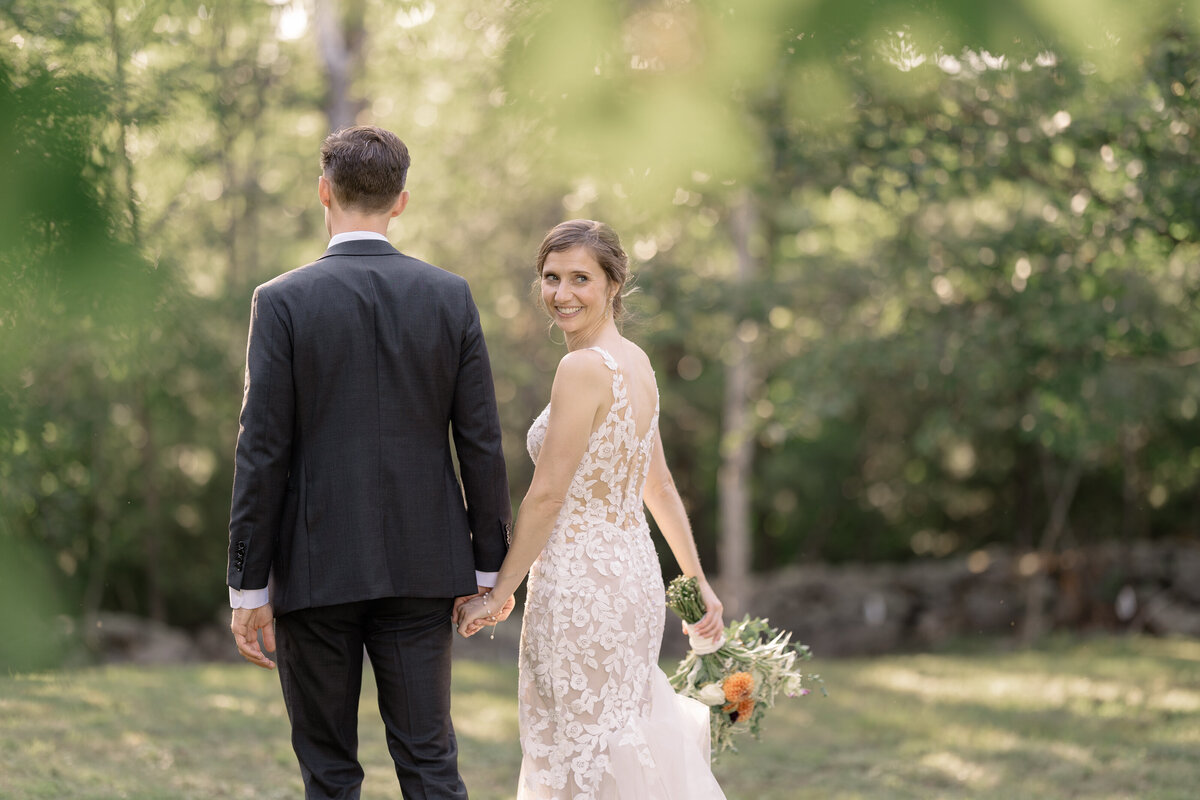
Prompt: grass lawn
<box><xmin>1</xmin><ymin>635</ymin><xmax>1197</xmax><ymax>799</ymax></box>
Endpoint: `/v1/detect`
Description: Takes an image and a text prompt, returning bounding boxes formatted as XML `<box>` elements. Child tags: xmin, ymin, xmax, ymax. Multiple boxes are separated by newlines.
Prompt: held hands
<box><xmin>454</xmin><ymin>587</ymin><xmax>515</xmax><ymax>637</ymax></box>
<box><xmin>682</xmin><ymin>579</ymin><xmax>725</xmax><ymax>642</ymax></box>
<box><xmin>452</xmin><ymin>585</ymin><xmax>493</xmax><ymax>625</ymax></box>
<box><xmin>231</xmin><ymin>604</ymin><xmax>276</xmax><ymax>670</ymax></box>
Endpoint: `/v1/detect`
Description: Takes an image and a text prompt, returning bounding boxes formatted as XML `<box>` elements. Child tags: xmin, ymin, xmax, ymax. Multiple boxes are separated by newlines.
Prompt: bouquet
<box><xmin>665</xmin><ymin>575</ymin><xmax>822</xmax><ymax>755</ymax></box>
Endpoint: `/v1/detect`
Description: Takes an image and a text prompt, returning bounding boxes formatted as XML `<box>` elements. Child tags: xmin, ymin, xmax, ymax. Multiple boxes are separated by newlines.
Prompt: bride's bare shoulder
<box><xmin>551</xmin><ymin>349</ymin><xmax>612</xmax><ymax>394</ymax></box>
<box><xmin>556</xmin><ymin>347</ymin><xmax>610</xmax><ymax>372</ymax></box>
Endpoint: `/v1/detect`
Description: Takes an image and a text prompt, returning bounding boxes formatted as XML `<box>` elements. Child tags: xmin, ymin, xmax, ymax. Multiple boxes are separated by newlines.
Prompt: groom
<box><xmin>227</xmin><ymin>125</ymin><xmax>513</xmax><ymax>799</ymax></box>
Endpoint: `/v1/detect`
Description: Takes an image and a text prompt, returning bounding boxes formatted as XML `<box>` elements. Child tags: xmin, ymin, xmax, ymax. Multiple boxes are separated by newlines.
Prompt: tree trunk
<box><xmin>1120</xmin><ymin>424</ymin><xmax>1146</xmax><ymax>542</ymax></box>
<box><xmin>315</xmin><ymin>0</ymin><xmax>367</xmax><ymax>131</ymax></box>
<box><xmin>81</xmin><ymin>413</ymin><xmax>110</xmax><ymax>625</ymax></box>
<box><xmin>106</xmin><ymin>0</ymin><xmax>139</xmax><ymax>240</ymax></box>
<box><xmin>717</xmin><ymin>193</ymin><xmax>759</xmax><ymax>618</ymax></box>
<box><xmin>137</xmin><ymin>389</ymin><xmax>166</xmax><ymax>622</ymax></box>
<box><xmin>107</xmin><ymin>0</ymin><xmax>163</xmax><ymax>622</ymax></box>
<box><xmin>1013</xmin><ymin>440</ymin><xmax>1036</xmax><ymax>551</ymax></box>
<box><xmin>1020</xmin><ymin>455</ymin><xmax>1082</xmax><ymax>644</ymax></box>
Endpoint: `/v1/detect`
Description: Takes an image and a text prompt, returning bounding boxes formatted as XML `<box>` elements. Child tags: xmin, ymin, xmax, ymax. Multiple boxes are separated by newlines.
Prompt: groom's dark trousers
<box><xmin>276</xmin><ymin>597</ymin><xmax>460</xmax><ymax>799</ymax></box>
<box><xmin>228</xmin><ymin>238</ymin><xmax>511</xmax><ymax>800</ymax></box>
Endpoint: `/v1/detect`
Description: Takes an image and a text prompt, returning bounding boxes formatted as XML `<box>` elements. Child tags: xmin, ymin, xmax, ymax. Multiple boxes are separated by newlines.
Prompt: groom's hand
<box><xmin>454</xmin><ymin>588</ymin><xmax>516</xmax><ymax>636</ymax></box>
<box><xmin>453</xmin><ymin>585</ymin><xmax>492</xmax><ymax>624</ymax></box>
<box><xmin>231</xmin><ymin>604</ymin><xmax>276</xmax><ymax>670</ymax></box>
<box><xmin>454</xmin><ymin>586</ymin><xmax>516</xmax><ymax>623</ymax></box>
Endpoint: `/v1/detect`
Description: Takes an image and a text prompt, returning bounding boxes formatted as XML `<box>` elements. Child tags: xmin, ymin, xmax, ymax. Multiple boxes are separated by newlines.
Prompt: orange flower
<box><xmin>737</xmin><ymin>698</ymin><xmax>756</xmax><ymax>718</ymax></box>
<box><xmin>722</xmin><ymin>671</ymin><xmax>754</xmax><ymax>703</ymax></box>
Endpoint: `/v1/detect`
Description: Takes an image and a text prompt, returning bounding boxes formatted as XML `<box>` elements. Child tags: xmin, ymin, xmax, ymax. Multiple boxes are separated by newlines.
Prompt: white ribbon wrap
<box><xmin>687</xmin><ymin>629</ymin><xmax>726</xmax><ymax>655</ymax></box>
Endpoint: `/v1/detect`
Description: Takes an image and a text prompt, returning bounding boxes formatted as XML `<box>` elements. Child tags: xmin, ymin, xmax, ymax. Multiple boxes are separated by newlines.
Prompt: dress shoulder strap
<box><xmin>586</xmin><ymin>346</ymin><xmax>619</xmax><ymax>371</ymax></box>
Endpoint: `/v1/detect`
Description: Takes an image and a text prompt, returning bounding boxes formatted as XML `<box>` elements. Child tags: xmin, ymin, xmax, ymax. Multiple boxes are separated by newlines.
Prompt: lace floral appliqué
<box><xmin>518</xmin><ymin>347</ymin><xmax>662</xmax><ymax>799</ymax></box>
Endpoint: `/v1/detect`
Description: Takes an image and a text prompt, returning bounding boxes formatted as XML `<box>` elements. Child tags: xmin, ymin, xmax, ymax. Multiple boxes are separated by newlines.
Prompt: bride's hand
<box><xmin>687</xmin><ymin>580</ymin><xmax>724</xmax><ymax>641</ymax></box>
<box><xmin>456</xmin><ymin>592</ymin><xmax>514</xmax><ymax>637</ymax></box>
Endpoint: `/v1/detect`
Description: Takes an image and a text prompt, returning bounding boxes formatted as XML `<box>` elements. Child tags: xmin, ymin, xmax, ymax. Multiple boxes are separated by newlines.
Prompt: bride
<box><xmin>456</xmin><ymin>220</ymin><xmax>727</xmax><ymax>799</ymax></box>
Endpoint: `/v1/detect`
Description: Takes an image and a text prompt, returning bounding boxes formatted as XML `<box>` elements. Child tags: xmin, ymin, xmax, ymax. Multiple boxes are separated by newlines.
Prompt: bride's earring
<box><xmin>547</xmin><ymin>320</ymin><xmax>565</xmax><ymax>346</ymax></box>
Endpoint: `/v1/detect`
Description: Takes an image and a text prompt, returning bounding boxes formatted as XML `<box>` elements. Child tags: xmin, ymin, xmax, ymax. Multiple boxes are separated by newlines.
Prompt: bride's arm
<box><xmin>457</xmin><ymin>351</ymin><xmax>610</xmax><ymax>635</ymax></box>
<box><xmin>643</xmin><ymin>430</ymin><xmax>725</xmax><ymax>639</ymax></box>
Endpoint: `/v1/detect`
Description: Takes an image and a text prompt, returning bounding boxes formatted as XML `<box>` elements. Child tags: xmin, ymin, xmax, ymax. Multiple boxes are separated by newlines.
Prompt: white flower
<box><xmin>697</xmin><ymin>683</ymin><xmax>727</xmax><ymax>706</ymax></box>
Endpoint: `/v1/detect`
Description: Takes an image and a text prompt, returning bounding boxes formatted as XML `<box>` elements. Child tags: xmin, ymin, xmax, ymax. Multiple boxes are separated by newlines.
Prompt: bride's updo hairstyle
<box><xmin>535</xmin><ymin>219</ymin><xmax>633</xmax><ymax>322</ymax></box>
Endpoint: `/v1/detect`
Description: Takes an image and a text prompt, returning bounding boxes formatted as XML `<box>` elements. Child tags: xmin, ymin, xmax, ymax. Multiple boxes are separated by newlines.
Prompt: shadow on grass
<box><xmin>0</xmin><ymin>636</ymin><xmax>1196</xmax><ymax>800</ymax></box>
<box><xmin>725</xmin><ymin>635</ymin><xmax>1200</xmax><ymax>800</ymax></box>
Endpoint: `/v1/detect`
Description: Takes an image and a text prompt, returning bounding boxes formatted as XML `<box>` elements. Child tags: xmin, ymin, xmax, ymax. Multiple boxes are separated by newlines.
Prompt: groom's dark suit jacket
<box><xmin>227</xmin><ymin>238</ymin><xmax>511</xmax><ymax>616</ymax></box>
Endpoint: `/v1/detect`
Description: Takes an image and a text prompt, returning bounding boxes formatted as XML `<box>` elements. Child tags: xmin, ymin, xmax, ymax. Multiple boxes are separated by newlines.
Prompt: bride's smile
<box><xmin>540</xmin><ymin>245</ymin><xmax>615</xmax><ymax>343</ymax></box>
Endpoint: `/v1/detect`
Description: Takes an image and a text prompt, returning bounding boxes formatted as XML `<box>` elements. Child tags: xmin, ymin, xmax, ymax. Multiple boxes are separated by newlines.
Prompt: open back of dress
<box><xmin>518</xmin><ymin>346</ymin><xmax>725</xmax><ymax>800</ymax></box>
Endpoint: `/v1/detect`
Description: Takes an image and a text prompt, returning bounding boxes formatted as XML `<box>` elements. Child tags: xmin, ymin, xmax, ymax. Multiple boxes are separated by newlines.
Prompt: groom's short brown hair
<box><xmin>320</xmin><ymin>125</ymin><xmax>410</xmax><ymax>212</ymax></box>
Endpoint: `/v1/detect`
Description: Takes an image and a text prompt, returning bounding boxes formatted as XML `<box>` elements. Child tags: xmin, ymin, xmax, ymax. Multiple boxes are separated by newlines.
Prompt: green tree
<box><xmin>496</xmin><ymin>0</ymin><xmax>1200</xmax><ymax>616</ymax></box>
<box><xmin>4</xmin><ymin>0</ymin><xmax>1199</xmax><ymax>654</ymax></box>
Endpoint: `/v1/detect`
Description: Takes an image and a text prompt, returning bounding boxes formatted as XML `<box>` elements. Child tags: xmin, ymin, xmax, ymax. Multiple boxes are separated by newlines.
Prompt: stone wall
<box><xmin>732</xmin><ymin>539</ymin><xmax>1200</xmax><ymax>658</ymax></box>
<box><xmin>85</xmin><ymin>541</ymin><xmax>1199</xmax><ymax>664</ymax></box>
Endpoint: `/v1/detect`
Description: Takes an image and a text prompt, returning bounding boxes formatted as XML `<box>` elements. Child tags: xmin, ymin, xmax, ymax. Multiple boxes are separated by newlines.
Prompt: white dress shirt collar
<box><xmin>328</xmin><ymin>230</ymin><xmax>390</xmax><ymax>247</ymax></box>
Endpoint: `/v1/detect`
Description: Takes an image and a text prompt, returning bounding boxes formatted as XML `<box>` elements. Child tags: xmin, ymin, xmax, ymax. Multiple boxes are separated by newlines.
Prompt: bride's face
<box><xmin>540</xmin><ymin>246</ymin><xmax>615</xmax><ymax>338</ymax></box>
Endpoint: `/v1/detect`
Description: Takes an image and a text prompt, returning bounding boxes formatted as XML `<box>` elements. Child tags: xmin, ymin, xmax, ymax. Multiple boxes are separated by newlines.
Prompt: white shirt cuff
<box><xmin>475</xmin><ymin>571</ymin><xmax>498</xmax><ymax>588</ymax></box>
<box><xmin>229</xmin><ymin>586</ymin><xmax>270</xmax><ymax>609</ymax></box>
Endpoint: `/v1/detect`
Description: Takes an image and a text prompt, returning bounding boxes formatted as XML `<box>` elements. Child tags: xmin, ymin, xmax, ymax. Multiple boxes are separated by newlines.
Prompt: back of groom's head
<box><xmin>320</xmin><ymin>125</ymin><xmax>410</xmax><ymax>212</ymax></box>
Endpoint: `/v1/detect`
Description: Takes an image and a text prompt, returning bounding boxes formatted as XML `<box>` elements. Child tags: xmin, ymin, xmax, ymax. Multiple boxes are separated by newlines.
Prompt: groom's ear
<box><xmin>318</xmin><ymin>175</ymin><xmax>333</xmax><ymax>209</ymax></box>
<box><xmin>389</xmin><ymin>190</ymin><xmax>410</xmax><ymax>219</ymax></box>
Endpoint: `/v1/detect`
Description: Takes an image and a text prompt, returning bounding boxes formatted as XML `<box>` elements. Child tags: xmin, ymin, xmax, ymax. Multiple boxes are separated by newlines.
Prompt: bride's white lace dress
<box><xmin>518</xmin><ymin>346</ymin><xmax>725</xmax><ymax>799</ymax></box>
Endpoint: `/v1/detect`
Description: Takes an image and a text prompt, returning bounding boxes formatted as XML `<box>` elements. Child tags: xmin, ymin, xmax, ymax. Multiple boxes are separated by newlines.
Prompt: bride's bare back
<box><xmin>517</xmin><ymin>345</ymin><xmax>724</xmax><ymax>799</ymax></box>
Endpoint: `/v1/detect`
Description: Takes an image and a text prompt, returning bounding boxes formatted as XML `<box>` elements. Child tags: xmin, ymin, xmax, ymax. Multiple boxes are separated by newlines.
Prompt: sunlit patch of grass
<box><xmin>1155</xmin><ymin>638</ymin><xmax>1200</xmax><ymax>663</ymax></box>
<box><xmin>0</xmin><ymin>636</ymin><xmax>1197</xmax><ymax>799</ymax></box>
<box><xmin>859</xmin><ymin>661</ymin><xmax>1200</xmax><ymax>718</ymax></box>
<box><xmin>707</xmin><ymin>635</ymin><xmax>1200</xmax><ymax>800</ymax></box>
<box><xmin>919</xmin><ymin>750</ymin><xmax>1001</xmax><ymax>791</ymax></box>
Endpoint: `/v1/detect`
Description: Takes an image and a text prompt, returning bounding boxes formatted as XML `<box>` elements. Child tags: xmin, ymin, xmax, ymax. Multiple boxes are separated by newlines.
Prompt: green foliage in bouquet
<box><xmin>666</xmin><ymin>575</ymin><xmax>823</xmax><ymax>754</ymax></box>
